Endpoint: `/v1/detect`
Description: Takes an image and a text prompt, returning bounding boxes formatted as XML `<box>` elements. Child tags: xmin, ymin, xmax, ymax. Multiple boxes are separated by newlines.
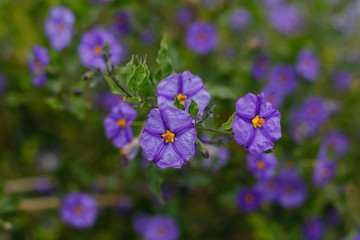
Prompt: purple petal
<box><xmin>139</xmin><ymin>133</ymin><xmax>165</xmax><ymax>161</ymax></box>
<box><xmin>247</xmin><ymin>129</ymin><xmax>274</xmax><ymax>154</ymax></box>
<box><xmin>235</xmin><ymin>93</ymin><xmax>258</xmax><ymax>118</ymax></box>
<box><xmin>103</xmin><ymin>116</ymin><xmax>120</xmax><ymax>139</ymax></box>
<box><xmin>232</xmin><ymin>115</ymin><xmax>253</xmax><ymax>146</ymax></box>
<box><xmin>112</xmin><ymin>127</ymin><xmax>133</xmax><ymax>148</ymax></box>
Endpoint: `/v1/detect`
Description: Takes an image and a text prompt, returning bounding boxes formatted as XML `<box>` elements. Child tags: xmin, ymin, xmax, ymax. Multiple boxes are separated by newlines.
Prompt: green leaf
<box><xmin>146</xmin><ymin>163</ymin><xmax>164</xmax><ymax>204</ymax></box>
<box><xmin>127</xmin><ymin>56</ymin><xmax>151</xmax><ymax>96</ymax></box>
<box><xmin>123</xmin><ymin>96</ymin><xmax>141</xmax><ymax>103</ymax></box>
<box><xmin>189</xmin><ymin>99</ymin><xmax>199</xmax><ymax>120</ymax></box>
<box><xmin>196</xmin><ymin>138</ymin><xmax>209</xmax><ymax>159</ymax></box>
<box><xmin>102</xmin><ymin>70</ymin><xmax>125</xmax><ymax>95</ymax></box>
<box><xmin>218</xmin><ymin>112</ymin><xmax>236</xmax><ymax>131</ymax></box>
<box><xmin>45</xmin><ymin>97</ymin><xmax>63</xmax><ymax>110</ymax></box>
<box><xmin>154</xmin><ymin>34</ymin><xmax>173</xmax><ymax>84</ymax></box>
<box><xmin>174</xmin><ymin>94</ymin><xmax>185</xmax><ymax>110</ymax></box>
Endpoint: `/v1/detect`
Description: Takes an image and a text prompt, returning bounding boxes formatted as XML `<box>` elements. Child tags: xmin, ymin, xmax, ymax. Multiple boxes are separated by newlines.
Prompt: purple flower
<box><xmin>141</xmin><ymin>27</ymin><xmax>155</xmax><ymax>46</ymax></box>
<box><xmin>139</xmin><ymin>107</ymin><xmax>197</xmax><ymax>169</ymax></box>
<box><xmin>185</xmin><ymin>22</ymin><xmax>218</xmax><ymax>55</ymax></box>
<box><xmin>142</xmin><ymin>215</ymin><xmax>180</xmax><ymax>240</ymax></box>
<box><xmin>34</xmin><ymin>177</ymin><xmax>54</xmax><ymax>195</ymax></box>
<box><xmin>256</xmin><ymin>177</ymin><xmax>279</xmax><ymax>202</ymax></box>
<box><xmin>252</xmin><ymin>55</ymin><xmax>269</xmax><ymax>80</ymax></box>
<box><xmin>115</xmin><ymin>196</ymin><xmax>133</xmax><ymax>214</ymax></box>
<box><xmin>264</xmin><ymin>0</ymin><xmax>283</xmax><ymax>7</ymax></box>
<box><xmin>268</xmin><ymin>65</ymin><xmax>298</xmax><ymax>94</ymax></box>
<box><xmin>202</xmin><ymin>146</ymin><xmax>230</xmax><ymax>172</ymax></box>
<box><xmin>232</xmin><ymin>92</ymin><xmax>281</xmax><ymax>154</ymax></box>
<box><xmin>230</xmin><ymin>8</ymin><xmax>251</xmax><ymax>30</ymax></box>
<box><xmin>0</xmin><ymin>72</ymin><xmax>8</xmax><ymax>96</ymax></box>
<box><xmin>277</xmin><ymin>170</ymin><xmax>307</xmax><ymax>208</ymax></box>
<box><xmin>112</xmin><ymin>11</ymin><xmax>131</xmax><ymax>36</ymax></box>
<box><xmin>247</xmin><ymin>153</ymin><xmax>277</xmax><ymax>179</ymax></box>
<box><xmin>28</xmin><ymin>46</ymin><xmax>50</xmax><ymax>87</ymax></box>
<box><xmin>262</xmin><ymin>85</ymin><xmax>285</xmax><ymax>109</ymax></box>
<box><xmin>175</xmin><ymin>6</ymin><xmax>195</xmax><ymax>26</ymax></box>
<box><xmin>98</xmin><ymin>92</ymin><xmax>124</xmax><ymax>110</ymax></box>
<box><xmin>133</xmin><ymin>213</ymin><xmax>150</xmax><ymax>235</ymax></box>
<box><xmin>59</xmin><ymin>192</ymin><xmax>98</xmax><ymax>229</ymax></box>
<box><xmin>44</xmin><ymin>6</ymin><xmax>75</xmax><ymax>52</ymax></box>
<box><xmin>157</xmin><ymin>71</ymin><xmax>211</xmax><ymax>115</ymax></box>
<box><xmin>313</xmin><ymin>158</ymin><xmax>336</xmax><ymax>187</ymax></box>
<box><xmin>269</xmin><ymin>5</ymin><xmax>302</xmax><ymax>35</ymax></box>
<box><xmin>78</xmin><ymin>28</ymin><xmax>125</xmax><ymax>70</ymax></box>
<box><xmin>103</xmin><ymin>102</ymin><xmax>137</xmax><ymax>148</ymax></box>
<box><xmin>323</xmin><ymin>130</ymin><xmax>349</xmax><ymax>156</ymax></box>
<box><xmin>296</xmin><ymin>49</ymin><xmax>320</xmax><ymax>81</ymax></box>
<box><xmin>235</xmin><ymin>187</ymin><xmax>262</xmax><ymax>212</ymax></box>
<box><xmin>302</xmin><ymin>218</ymin><xmax>324</xmax><ymax>240</ymax></box>
<box><xmin>332</xmin><ymin>70</ymin><xmax>354</xmax><ymax>92</ymax></box>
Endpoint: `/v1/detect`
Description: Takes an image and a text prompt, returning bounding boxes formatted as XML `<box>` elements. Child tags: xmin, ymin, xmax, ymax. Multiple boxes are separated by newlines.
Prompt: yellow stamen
<box><xmin>117</xmin><ymin>118</ymin><xmax>127</xmax><ymax>128</ymax></box>
<box><xmin>252</xmin><ymin>115</ymin><xmax>265</xmax><ymax>129</ymax></box>
<box><xmin>94</xmin><ymin>45</ymin><xmax>103</xmax><ymax>56</ymax></box>
<box><xmin>244</xmin><ymin>193</ymin><xmax>254</xmax><ymax>204</ymax></box>
<box><xmin>162</xmin><ymin>129</ymin><xmax>175</xmax><ymax>144</ymax></box>
<box><xmin>74</xmin><ymin>204</ymin><xmax>84</xmax><ymax>215</ymax></box>
<box><xmin>177</xmin><ymin>93</ymin><xmax>187</xmax><ymax>105</ymax></box>
<box><xmin>256</xmin><ymin>160</ymin><xmax>266</xmax><ymax>170</ymax></box>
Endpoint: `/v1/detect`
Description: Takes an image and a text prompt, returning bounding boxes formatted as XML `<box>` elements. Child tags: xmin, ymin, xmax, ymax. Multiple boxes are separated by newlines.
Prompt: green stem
<box><xmin>196</xmin><ymin>126</ymin><xmax>232</xmax><ymax>135</ymax></box>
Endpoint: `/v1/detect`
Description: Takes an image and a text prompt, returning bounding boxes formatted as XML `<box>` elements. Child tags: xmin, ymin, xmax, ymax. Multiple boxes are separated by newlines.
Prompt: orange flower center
<box><xmin>74</xmin><ymin>204</ymin><xmax>84</xmax><ymax>215</ymax></box>
<box><xmin>197</xmin><ymin>31</ymin><xmax>208</xmax><ymax>42</ymax></box>
<box><xmin>35</xmin><ymin>61</ymin><xmax>43</xmax><ymax>70</ymax></box>
<box><xmin>244</xmin><ymin>193</ymin><xmax>254</xmax><ymax>204</ymax></box>
<box><xmin>177</xmin><ymin>93</ymin><xmax>187</xmax><ymax>105</ymax></box>
<box><xmin>252</xmin><ymin>115</ymin><xmax>265</xmax><ymax>129</ymax></box>
<box><xmin>57</xmin><ymin>23</ymin><xmax>66</xmax><ymax>31</ymax></box>
<box><xmin>256</xmin><ymin>160</ymin><xmax>266</xmax><ymax>170</ymax></box>
<box><xmin>162</xmin><ymin>130</ymin><xmax>175</xmax><ymax>144</ymax></box>
<box><xmin>93</xmin><ymin>45</ymin><xmax>103</xmax><ymax>56</ymax></box>
<box><xmin>156</xmin><ymin>226</ymin><xmax>168</xmax><ymax>237</ymax></box>
<box><xmin>117</xmin><ymin>118</ymin><xmax>127</xmax><ymax>128</ymax></box>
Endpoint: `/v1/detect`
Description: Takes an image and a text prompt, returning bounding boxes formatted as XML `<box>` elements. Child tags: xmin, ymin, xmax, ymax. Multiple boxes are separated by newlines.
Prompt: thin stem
<box><xmin>107</xmin><ymin>73</ymin><xmax>132</xmax><ymax>98</ymax></box>
<box><xmin>196</xmin><ymin>126</ymin><xmax>232</xmax><ymax>135</ymax></box>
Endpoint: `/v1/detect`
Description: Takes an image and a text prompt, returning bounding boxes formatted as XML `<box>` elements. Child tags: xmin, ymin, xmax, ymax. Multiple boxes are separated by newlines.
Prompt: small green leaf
<box><xmin>146</xmin><ymin>163</ymin><xmax>164</xmax><ymax>204</ymax></box>
<box><xmin>174</xmin><ymin>94</ymin><xmax>185</xmax><ymax>110</ymax></box>
<box><xmin>103</xmin><ymin>40</ymin><xmax>110</xmax><ymax>53</ymax></box>
<box><xmin>189</xmin><ymin>99</ymin><xmax>199</xmax><ymax>120</ymax></box>
<box><xmin>102</xmin><ymin>70</ymin><xmax>124</xmax><ymax>95</ymax></box>
<box><xmin>45</xmin><ymin>97</ymin><xmax>63</xmax><ymax>110</ymax></box>
<box><xmin>218</xmin><ymin>112</ymin><xmax>236</xmax><ymax>131</ymax></box>
<box><xmin>196</xmin><ymin>138</ymin><xmax>209</xmax><ymax>159</ymax></box>
<box><xmin>123</xmin><ymin>96</ymin><xmax>141</xmax><ymax>103</ymax></box>
<box><xmin>264</xmin><ymin>149</ymin><xmax>274</xmax><ymax>154</ymax></box>
<box><xmin>154</xmin><ymin>34</ymin><xmax>173</xmax><ymax>84</ymax></box>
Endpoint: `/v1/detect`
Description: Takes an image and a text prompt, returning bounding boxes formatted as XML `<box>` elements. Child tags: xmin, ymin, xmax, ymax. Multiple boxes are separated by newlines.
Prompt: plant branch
<box><xmin>196</xmin><ymin>126</ymin><xmax>232</xmax><ymax>135</ymax></box>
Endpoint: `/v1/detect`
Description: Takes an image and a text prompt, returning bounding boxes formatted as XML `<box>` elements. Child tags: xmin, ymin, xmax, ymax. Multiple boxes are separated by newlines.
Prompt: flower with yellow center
<box><xmin>256</xmin><ymin>160</ymin><xmax>266</xmax><ymax>170</ymax></box>
<box><xmin>244</xmin><ymin>193</ymin><xmax>254</xmax><ymax>203</ymax></box>
<box><xmin>251</xmin><ymin>115</ymin><xmax>265</xmax><ymax>129</ymax></box>
<box><xmin>162</xmin><ymin>130</ymin><xmax>175</xmax><ymax>144</ymax></box>
<box><xmin>93</xmin><ymin>45</ymin><xmax>103</xmax><ymax>56</ymax></box>
<box><xmin>177</xmin><ymin>93</ymin><xmax>187</xmax><ymax>105</ymax></box>
<box><xmin>116</xmin><ymin>118</ymin><xmax>127</xmax><ymax>128</ymax></box>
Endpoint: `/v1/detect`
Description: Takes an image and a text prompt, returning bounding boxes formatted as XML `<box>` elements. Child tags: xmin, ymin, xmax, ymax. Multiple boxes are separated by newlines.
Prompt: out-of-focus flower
<box><xmin>185</xmin><ymin>22</ymin><xmax>218</xmax><ymax>55</ymax></box>
<box><xmin>34</xmin><ymin>177</ymin><xmax>54</xmax><ymax>195</ymax></box>
<box><xmin>325</xmin><ymin>206</ymin><xmax>340</xmax><ymax>226</ymax></box>
<box><xmin>302</xmin><ymin>218</ymin><xmax>324</xmax><ymax>240</ymax></box>
<box><xmin>269</xmin><ymin>5</ymin><xmax>303</xmax><ymax>35</ymax></box>
<box><xmin>142</xmin><ymin>215</ymin><xmax>180</xmax><ymax>240</ymax></box>
<box><xmin>235</xmin><ymin>187</ymin><xmax>263</xmax><ymax>212</ymax></box>
<box><xmin>99</xmin><ymin>92</ymin><xmax>124</xmax><ymax>110</ymax></box>
<box><xmin>28</xmin><ymin>46</ymin><xmax>49</xmax><ymax>87</ymax></box>
<box><xmin>262</xmin><ymin>84</ymin><xmax>285</xmax><ymax>109</ymax></box>
<box><xmin>133</xmin><ymin>213</ymin><xmax>150</xmax><ymax>235</ymax></box>
<box><xmin>78</xmin><ymin>28</ymin><xmax>125</xmax><ymax>69</ymax></box>
<box><xmin>264</xmin><ymin>0</ymin><xmax>283</xmax><ymax>7</ymax></box>
<box><xmin>323</xmin><ymin>130</ymin><xmax>349</xmax><ymax>157</ymax></box>
<box><xmin>36</xmin><ymin>151</ymin><xmax>59</xmax><ymax>172</ymax></box>
<box><xmin>202</xmin><ymin>146</ymin><xmax>230</xmax><ymax>172</ymax></box>
<box><xmin>252</xmin><ymin>55</ymin><xmax>269</xmax><ymax>80</ymax></box>
<box><xmin>296</xmin><ymin>49</ymin><xmax>320</xmax><ymax>82</ymax></box>
<box><xmin>0</xmin><ymin>72</ymin><xmax>8</xmax><ymax>96</ymax></box>
<box><xmin>104</xmin><ymin>102</ymin><xmax>137</xmax><ymax>148</ymax></box>
<box><xmin>277</xmin><ymin>170</ymin><xmax>307</xmax><ymax>208</ymax></box>
<box><xmin>44</xmin><ymin>6</ymin><xmax>75</xmax><ymax>52</ymax></box>
<box><xmin>230</xmin><ymin>8</ymin><xmax>252</xmax><ymax>31</ymax></box>
<box><xmin>141</xmin><ymin>27</ymin><xmax>155</xmax><ymax>46</ymax></box>
<box><xmin>115</xmin><ymin>196</ymin><xmax>133</xmax><ymax>215</ymax></box>
<box><xmin>246</xmin><ymin>153</ymin><xmax>278</xmax><ymax>179</ymax></box>
<box><xmin>112</xmin><ymin>11</ymin><xmax>131</xmax><ymax>36</ymax></box>
<box><xmin>59</xmin><ymin>192</ymin><xmax>98</xmax><ymax>229</ymax></box>
<box><xmin>256</xmin><ymin>177</ymin><xmax>279</xmax><ymax>202</ymax></box>
<box><xmin>332</xmin><ymin>70</ymin><xmax>354</xmax><ymax>92</ymax></box>
<box><xmin>268</xmin><ymin>65</ymin><xmax>298</xmax><ymax>94</ymax></box>
<box><xmin>232</xmin><ymin>92</ymin><xmax>281</xmax><ymax>154</ymax></box>
<box><xmin>313</xmin><ymin>158</ymin><xmax>336</xmax><ymax>187</ymax></box>
<box><xmin>139</xmin><ymin>107</ymin><xmax>197</xmax><ymax>169</ymax></box>
<box><xmin>157</xmin><ymin>71</ymin><xmax>211</xmax><ymax>115</ymax></box>
<box><xmin>175</xmin><ymin>6</ymin><xmax>195</xmax><ymax>26</ymax></box>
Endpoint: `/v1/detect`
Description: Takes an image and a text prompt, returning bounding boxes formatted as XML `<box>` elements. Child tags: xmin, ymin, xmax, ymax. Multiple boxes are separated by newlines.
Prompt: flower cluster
<box><xmin>28</xmin><ymin>46</ymin><xmax>50</xmax><ymax>87</ymax></box>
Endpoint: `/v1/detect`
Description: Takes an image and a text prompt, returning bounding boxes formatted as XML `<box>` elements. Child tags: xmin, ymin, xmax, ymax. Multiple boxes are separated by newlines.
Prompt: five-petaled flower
<box><xmin>232</xmin><ymin>92</ymin><xmax>281</xmax><ymax>154</ymax></box>
<box><xmin>246</xmin><ymin>153</ymin><xmax>278</xmax><ymax>179</ymax></box>
<box><xmin>235</xmin><ymin>187</ymin><xmax>263</xmax><ymax>212</ymax></box>
<box><xmin>139</xmin><ymin>106</ymin><xmax>197</xmax><ymax>169</ymax></box>
<box><xmin>28</xmin><ymin>46</ymin><xmax>50</xmax><ymax>87</ymax></box>
<box><xmin>104</xmin><ymin>102</ymin><xmax>137</xmax><ymax>148</ymax></box>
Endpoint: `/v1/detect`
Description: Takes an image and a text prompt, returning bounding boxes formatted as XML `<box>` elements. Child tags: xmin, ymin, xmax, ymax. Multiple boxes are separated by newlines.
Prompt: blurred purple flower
<box><xmin>264</xmin><ymin>0</ymin><xmax>283</xmax><ymax>7</ymax></box>
<box><xmin>256</xmin><ymin>177</ymin><xmax>279</xmax><ymax>202</ymax></box>
<box><xmin>142</xmin><ymin>215</ymin><xmax>180</xmax><ymax>240</ymax></box>
<box><xmin>99</xmin><ymin>92</ymin><xmax>124</xmax><ymax>110</ymax></box>
<box><xmin>269</xmin><ymin>5</ymin><xmax>303</xmax><ymax>35</ymax></box>
<box><xmin>78</xmin><ymin>28</ymin><xmax>125</xmax><ymax>70</ymax></box>
<box><xmin>44</xmin><ymin>6</ymin><xmax>75</xmax><ymax>52</ymax></box>
<box><xmin>103</xmin><ymin>102</ymin><xmax>137</xmax><ymax>148</ymax></box>
<box><xmin>230</xmin><ymin>8</ymin><xmax>251</xmax><ymax>30</ymax></box>
<box><xmin>323</xmin><ymin>130</ymin><xmax>349</xmax><ymax>157</ymax></box>
<box><xmin>202</xmin><ymin>146</ymin><xmax>230</xmax><ymax>172</ymax></box>
<box><xmin>262</xmin><ymin>85</ymin><xmax>285</xmax><ymax>109</ymax></box>
<box><xmin>141</xmin><ymin>27</ymin><xmax>155</xmax><ymax>46</ymax></box>
<box><xmin>268</xmin><ymin>65</ymin><xmax>298</xmax><ymax>94</ymax></box>
<box><xmin>112</xmin><ymin>11</ymin><xmax>131</xmax><ymax>35</ymax></box>
<box><xmin>313</xmin><ymin>158</ymin><xmax>336</xmax><ymax>187</ymax></box>
<box><xmin>325</xmin><ymin>206</ymin><xmax>340</xmax><ymax>226</ymax></box>
<box><xmin>302</xmin><ymin>218</ymin><xmax>324</xmax><ymax>240</ymax></box>
<box><xmin>133</xmin><ymin>213</ymin><xmax>150</xmax><ymax>235</ymax></box>
<box><xmin>157</xmin><ymin>71</ymin><xmax>211</xmax><ymax>115</ymax></box>
<box><xmin>247</xmin><ymin>153</ymin><xmax>278</xmax><ymax>179</ymax></box>
<box><xmin>139</xmin><ymin>107</ymin><xmax>197</xmax><ymax>169</ymax></box>
<box><xmin>277</xmin><ymin>170</ymin><xmax>307</xmax><ymax>208</ymax></box>
<box><xmin>185</xmin><ymin>22</ymin><xmax>218</xmax><ymax>55</ymax></box>
<box><xmin>232</xmin><ymin>92</ymin><xmax>281</xmax><ymax>154</ymax></box>
<box><xmin>235</xmin><ymin>187</ymin><xmax>263</xmax><ymax>212</ymax></box>
<box><xmin>0</xmin><ymin>72</ymin><xmax>8</xmax><ymax>96</ymax></box>
<box><xmin>252</xmin><ymin>55</ymin><xmax>269</xmax><ymax>80</ymax></box>
<box><xmin>28</xmin><ymin>46</ymin><xmax>49</xmax><ymax>87</ymax></box>
<box><xmin>332</xmin><ymin>70</ymin><xmax>354</xmax><ymax>92</ymax></box>
<box><xmin>115</xmin><ymin>196</ymin><xmax>133</xmax><ymax>215</ymax></box>
<box><xmin>296</xmin><ymin>49</ymin><xmax>320</xmax><ymax>82</ymax></box>
<box><xmin>59</xmin><ymin>192</ymin><xmax>98</xmax><ymax>229</ymax></box>
<box><xmin>34</xmin><ymin>177</ymin><xmax>54</xmax><ymax>195</ymax></box>
<box><xmin>175</xmin><ymin>6</ymin><xmax>195</xmax><ymax>26</ymax></box>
